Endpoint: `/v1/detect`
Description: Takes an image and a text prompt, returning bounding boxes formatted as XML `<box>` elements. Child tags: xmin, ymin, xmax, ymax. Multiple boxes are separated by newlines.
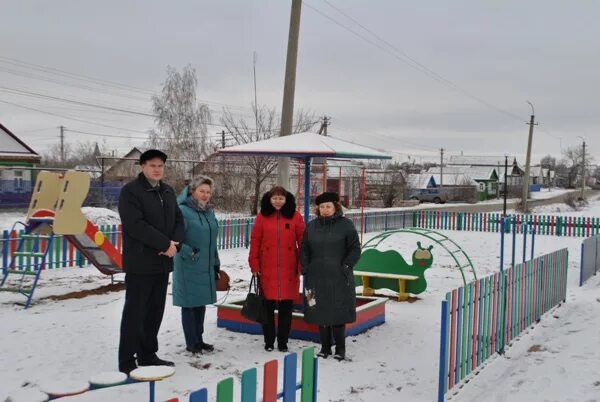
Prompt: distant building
<box><xmin>0</xmin><ymin>123</ymin><xmax>41</xmax><ymax>197</ymax></box>
<box><xmin>427</xmin><ymin>166</ymin><xmax>499</xmax><ymax>201</ymax></box>
<box><xmin>101</xmin><ymin>147</ymin><xmax>144</xmax><ymax>182</ymax></box>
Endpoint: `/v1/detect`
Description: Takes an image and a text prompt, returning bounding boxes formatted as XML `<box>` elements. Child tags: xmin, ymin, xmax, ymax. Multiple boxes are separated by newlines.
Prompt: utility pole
<box><xmin>503</xmin><ymin>155</ymin><xmax>508</xmax><ymax>216</ymax></box>
<box><xmin>277</xmin><ymin>0</ymin><xmax>302</xmax><ymax>188</ymax></box>
<box><xmin>318</xmin><ymin>116</ymin><xmax>330</xmax><ymax>192</ymax></box>
<box><xmin>579</xmin><ymin>136</ymin><xmax>586</xmax><ymax>200</ymax></box>
<box><xmin>220</xmin><ymin>130</ymin><xmax>226</xmax><ymax>186</ymax></box>
<box><xmin>59</xmin><ymin>125</ymin><xmax>65</xmax><ymax>163</ymax></box>
<box><xmin>253</xmin><ymin>51</ymin><xmax>259</xmax><ymax>140</ymax></box>
<box><xmin>521</xmin><ymin>101</ymin><xmax>537</xmax><ymax>212</ymax></box>
<box><xmin>440</xmin><ymin>148</ymin><xmax>444</xmax><ymax>188</ymax></box>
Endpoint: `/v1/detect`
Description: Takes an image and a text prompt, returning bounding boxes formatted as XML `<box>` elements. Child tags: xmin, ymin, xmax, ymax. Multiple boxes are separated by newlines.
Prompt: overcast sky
<box><xmin>0</xmin><ymin>0</ymin><xmax>598</xmax><ymax>163</ymax></box>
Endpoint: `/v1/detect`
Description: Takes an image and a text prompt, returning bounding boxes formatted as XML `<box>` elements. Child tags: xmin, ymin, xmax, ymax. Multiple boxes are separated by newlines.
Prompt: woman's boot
<box><xmin>316</xmin><ymin>326</ymin><xmax>332</xmax><ymax>358</ymax></box>
<box><xmin>332</xmin><ymin>325</ymin><xmax>346</xmax><ymax>361</ymax></box>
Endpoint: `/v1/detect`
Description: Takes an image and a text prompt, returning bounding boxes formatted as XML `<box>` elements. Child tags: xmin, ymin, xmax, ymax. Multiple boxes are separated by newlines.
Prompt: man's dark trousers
<box><xmin>118</xmin><ymin>272</ymin><xmax>169</xmax><ymax>370</ymax></box>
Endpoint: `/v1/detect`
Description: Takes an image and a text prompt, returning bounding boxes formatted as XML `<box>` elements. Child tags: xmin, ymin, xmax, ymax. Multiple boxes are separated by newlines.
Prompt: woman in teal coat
<box><xmin>173</xmin><ymin>175</ymin><xmax>220</xmax><ymax>354</ymax></box>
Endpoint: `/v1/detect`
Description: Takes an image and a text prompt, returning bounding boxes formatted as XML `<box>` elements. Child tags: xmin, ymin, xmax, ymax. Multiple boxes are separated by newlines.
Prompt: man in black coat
<box><xmin>118</xmin><ymin>149</ymin><xmax>184</xmax><ymax>374</ymax></box>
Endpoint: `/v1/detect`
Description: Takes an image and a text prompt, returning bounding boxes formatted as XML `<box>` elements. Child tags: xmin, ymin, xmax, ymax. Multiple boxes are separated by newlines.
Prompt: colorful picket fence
<box><xmin>414</xmin><ymin>210</ymin><xmax>600</xmax><ymax>238</ymax></box>
<box><xmin>2</xmin><ymin>209</ymin><xmax>594</xmax><ymax>273</ymax></box>
<box><xmin>437</xmin><ymin>248</ymin><xmax>569</xmax><ymax>401</ymax></box>
<box><xmin>177</xmin><ymin>347</ymin><xmax>318</xmax><ymax>402</ymax></box>
<box><xmin>332</xmin><ymin>210</ymin><xmax>600</xmax><ymax>239</ymax></box>
<box><xmin>1</xmin><ymin>224</ymin><xmax>123</xmax><ymax>272</ymax></box>
<box><xmin>1</xmin><ymin>218</ymin><xmax>254</xmax><ymax>272</ymax></box>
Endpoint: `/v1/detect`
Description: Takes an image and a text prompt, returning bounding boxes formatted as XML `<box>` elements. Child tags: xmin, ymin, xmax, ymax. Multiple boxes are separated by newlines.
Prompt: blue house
<box><xmin>0</xmin><ymin>123</ymin><xmax>41</xmax><ymax>207</ymax></box>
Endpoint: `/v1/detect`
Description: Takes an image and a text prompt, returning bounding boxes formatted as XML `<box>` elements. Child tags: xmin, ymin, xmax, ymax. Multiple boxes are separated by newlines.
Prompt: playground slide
<box><xmin>64</xmin><ymin>219</ymin><xmax>122</xmax><ymax>276</ymax></box>
<box><xmin>28</xmin><ymin>170</ymin><xmax>123</xmax><ymax>276</ymax></box>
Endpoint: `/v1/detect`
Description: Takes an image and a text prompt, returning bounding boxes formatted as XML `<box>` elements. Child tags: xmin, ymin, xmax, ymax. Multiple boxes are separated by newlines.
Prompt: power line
<box><xmin>306</xmin><ymin>1</ymin><xmax>525</xmax><ymax>123</ymax></box>
<box><xmin>0</xmin><ymin>56</ymin><xmax>154</xmax><ymax>94</ymax></box>
<box><xmin>0</xmin><ymin>56</ymin><xmax>256</xmax><ymax>113</ymax></box>
<box><xmin>0</xmin><ymin>65</ymin><xmax>153</xmax><ymax>102</ymax></box>
<box><xmin>0</xmin><ymin>86</ymin><xmax>156</xmax><ymax>117</ymax></box>
<box><xmin>0</xmin><ymin>85</ymin><xmax>274</xmax><ymax>130</ymax></box>
<box><xmin>0</xmin><ymin>98</ymin><xmax>150</xmax><ymax>134</ymax></box>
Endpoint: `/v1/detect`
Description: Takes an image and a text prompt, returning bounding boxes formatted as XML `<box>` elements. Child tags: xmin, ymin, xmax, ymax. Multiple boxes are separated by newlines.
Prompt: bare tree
<box><xmin>556</xmin><ymin>146</ymin><xmax>594</xmax><ymax>189</ymax></box>
<box><xmin>41</xmin><ymin>140</ymin><xmax>108</xmax><ymax>168</ymax></box>
<box><xmin>220</xmin><ymin>104</ymin><xmax>317</xmax><ymax>215</ymax></box>
<box><xmin>148</xmin><ymin>65</ymin><xmax>211</xmax><ymax>185</ymax></box>
<box><xmin>370</xmin><ymin>162</ymin><xmax>406</xmax><ymax>208</ymax></box>
<box><xmin>540</xmin><ymin>154</ymin><xmax>557</xmax><ymax>170</ymax></box>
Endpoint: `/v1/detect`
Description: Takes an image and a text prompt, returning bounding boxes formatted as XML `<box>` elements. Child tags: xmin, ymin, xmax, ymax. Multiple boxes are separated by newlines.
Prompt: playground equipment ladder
<box><xmin>0</xmin><ymin>219</ymin><xmax>55</xmax><ymax>308</ymax></box>
<box><xmin>363</xmin><ymin>227</ymin><xmax>477</xmax><ymax>286</ymax></box>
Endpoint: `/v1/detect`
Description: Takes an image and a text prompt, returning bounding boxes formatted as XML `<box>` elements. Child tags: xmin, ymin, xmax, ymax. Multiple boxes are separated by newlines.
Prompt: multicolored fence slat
<box><xmin>179</xmin><ymin>347</ymin><xmax>316</xmax><ymax>402</ymax></box>
<box><xmin>438</xmin><ymin>248</ymin><xmax>568</xmax><ymax>402</ymax></box>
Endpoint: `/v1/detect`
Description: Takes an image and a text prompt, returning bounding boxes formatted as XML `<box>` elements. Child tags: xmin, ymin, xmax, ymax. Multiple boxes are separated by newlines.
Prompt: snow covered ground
<box><xmin>0</xmin><ymin>199</ymin><xmax>599</xmax><ymax>401</ymax></box>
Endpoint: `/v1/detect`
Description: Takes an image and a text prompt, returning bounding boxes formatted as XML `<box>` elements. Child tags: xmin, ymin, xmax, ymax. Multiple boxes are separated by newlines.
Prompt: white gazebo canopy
<box><xmin>218</xmin><ymin>132</ymin><xmax>391</xmax><ymax>160</ymax></box>
<box><xmin>218</xmin><ymin>131</ymin><xmax>391</xmax><ymax>223</ymax></box>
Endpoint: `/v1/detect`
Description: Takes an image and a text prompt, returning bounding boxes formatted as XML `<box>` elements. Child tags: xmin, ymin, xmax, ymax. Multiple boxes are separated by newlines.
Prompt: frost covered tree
<box><xmin>148</xmin><ymin>65</ymin><xmax>211</xmax><ymax>185</ymax></box>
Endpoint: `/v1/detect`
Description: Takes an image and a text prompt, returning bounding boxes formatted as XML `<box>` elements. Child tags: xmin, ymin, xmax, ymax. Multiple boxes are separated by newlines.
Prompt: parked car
<box><xmin>408</xmin><ymin>188</ymin><xmax>448</xmax><ymax>204</ymax></box>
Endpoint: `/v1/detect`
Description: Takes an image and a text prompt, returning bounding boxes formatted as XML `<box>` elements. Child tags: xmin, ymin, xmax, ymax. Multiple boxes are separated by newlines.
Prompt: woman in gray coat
<box><xmin>301</xmin><ymin>192</ymin><xmax>361</xmax><ymax>361</ymax></box>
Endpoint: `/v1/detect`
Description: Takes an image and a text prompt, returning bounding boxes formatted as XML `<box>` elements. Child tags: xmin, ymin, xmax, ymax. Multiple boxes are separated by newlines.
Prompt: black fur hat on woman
<box><xmin>259</xmin><ymin>186</ymin><xmax>297</xmax><ymax>219</ymax></box>
<box><xmin>315</xmin><ymin>191</ymin><xmax>339</xmax><ymax>205</ymax></box>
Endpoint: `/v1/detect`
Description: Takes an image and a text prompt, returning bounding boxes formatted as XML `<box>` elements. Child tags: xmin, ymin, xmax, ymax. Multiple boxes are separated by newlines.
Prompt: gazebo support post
<box><xmin>303</xmin><ymin>156</ymin><xmax>312</xmax><ymax>223</ymax></box>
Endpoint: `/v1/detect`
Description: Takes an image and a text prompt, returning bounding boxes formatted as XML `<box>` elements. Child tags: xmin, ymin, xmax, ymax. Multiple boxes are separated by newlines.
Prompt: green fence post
<box><xmin>216</xmin><ymin>377</ymin><xmax>234</xmax><ymax>402</ymax></box>
<box><xmin>244</xmin><ymin>219</ymin><xmax>250</xmax><ymax>248</ymax></box>
<box><xmin>300</xmin><ymin>347</ymin><xmax>315</xmax><ymax>402</ymax></box>
<box><xmin>241</xmin><ymin>368</ymin><xmax>257</xmax><ymax>402</ymax></box>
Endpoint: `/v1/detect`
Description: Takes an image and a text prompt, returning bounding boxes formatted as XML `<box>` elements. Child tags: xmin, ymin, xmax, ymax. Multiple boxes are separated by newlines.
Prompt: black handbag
<box><xmin>241</xmin><ymin>276</ymin><xmax>268</xmax><ymax>324</ymax></box>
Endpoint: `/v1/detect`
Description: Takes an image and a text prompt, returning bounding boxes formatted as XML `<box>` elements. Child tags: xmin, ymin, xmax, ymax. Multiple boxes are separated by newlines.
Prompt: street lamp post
<box><xmin>578</xmin><ymin>136</ymin><xmax>586</xmax><ymax>200</ymax></box>
<box><xmin>522</xmin><ymin>101</ymin><xmax>536</xmax><ymax>212</ymax></box>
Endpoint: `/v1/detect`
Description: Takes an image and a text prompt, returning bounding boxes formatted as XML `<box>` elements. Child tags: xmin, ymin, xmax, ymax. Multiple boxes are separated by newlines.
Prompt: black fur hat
<box><xmin>315</xmin><ymin>191</ymin><xmax>339</xmax><ymax>205</ymax></box>
<box><xmin>259</xmin><ymin>188</ymin><xmax>297</xmax><ymax>219</ymax></box>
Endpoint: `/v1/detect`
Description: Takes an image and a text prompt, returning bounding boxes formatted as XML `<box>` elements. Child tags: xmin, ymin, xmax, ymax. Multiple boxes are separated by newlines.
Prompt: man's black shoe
<box><xmin>186</xmin><ymin>346</ymin><xmax>203</xmax><ymax>354</ymax></box>
<box><xmin>264</xmin><ymin>345</ymin><xmax>274</xmax><ymax>352</ymax></box>
<box><xmin>316</xmin><ymin>347</ymin><xmax>331</xmax><ymax>359</ymax></box>
<box><xmin>137</xmin><ymin>356</ymin><xmax>175</xmax><ymax>367</ymax></box>
<box><xmin>197</xmin><ymin>342</ymin><xmax>214</xmax><ymax>352</ymax></box>
<box><xmin>278</xmin><ymin>345</ymin><xmax>288</xmax><ymax>353</ymax></box>
<box><xmin>119</xmin><ymin>363</ymin><xmax>137</xmax><ymax>375</ymax></box>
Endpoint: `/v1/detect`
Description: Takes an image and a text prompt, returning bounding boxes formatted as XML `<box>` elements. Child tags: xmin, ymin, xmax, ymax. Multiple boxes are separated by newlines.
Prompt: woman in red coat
<box><xmin>249</xmin><ymin>186</ymin><xmax>305</xmax><ymax>352</ymax></box>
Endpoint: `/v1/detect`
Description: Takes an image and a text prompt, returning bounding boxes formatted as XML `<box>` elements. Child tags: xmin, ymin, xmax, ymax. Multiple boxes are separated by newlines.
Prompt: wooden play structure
<box><xmin>0</xmin><ymin>170</ymin><xmax>122</xmax><ymax>308</ymax></box>
<box><xmin>354</xmin><ymin>228</ymin><xmax>478</xmax><ymax>300</ymax></box>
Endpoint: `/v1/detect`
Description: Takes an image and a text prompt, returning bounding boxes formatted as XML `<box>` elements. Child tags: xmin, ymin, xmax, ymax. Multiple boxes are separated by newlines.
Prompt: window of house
<box><xmin>14</xmin><ymin>170</ymin><xmax>23</xmax><ymax>177</ymax></box>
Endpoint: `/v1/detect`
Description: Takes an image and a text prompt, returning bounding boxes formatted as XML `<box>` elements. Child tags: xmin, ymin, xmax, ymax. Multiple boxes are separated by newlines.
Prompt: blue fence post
<box><xmin>511</xmin><ymin>216</ymin><xmax>517</xmax><ymax>269</ymax></box>
<box><xmin>531</xmin><ymin>228</ymin><xmax>536</xmax><ymax>261</ymax></box>
<box><xmin>438</xmin><ymin>299</ymin><xmax>448</xmax><ymax>402</ymax></box>
<box><xmin>282</xmin><ymin>353</ymin><xmax>297</xmax><ymax>402</ymax></box>
<box><xmin>2</xmin><ymin>230</ymin><xmax>7</xmax><ymax>274</ymax></box>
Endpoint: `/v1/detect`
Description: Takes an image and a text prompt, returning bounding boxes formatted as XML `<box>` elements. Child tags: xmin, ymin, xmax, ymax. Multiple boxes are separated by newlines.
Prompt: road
<box><xmin>421</xmin><ymin>189</ymin><xmax>599</xmax><ymax>213</ymax></box>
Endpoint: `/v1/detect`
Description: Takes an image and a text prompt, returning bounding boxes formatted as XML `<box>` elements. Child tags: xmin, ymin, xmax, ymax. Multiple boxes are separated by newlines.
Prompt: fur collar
<box><xmin>259</xmin><ymin>190</ymin><xmax>297</xmax><ymax>219</ymax></box>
